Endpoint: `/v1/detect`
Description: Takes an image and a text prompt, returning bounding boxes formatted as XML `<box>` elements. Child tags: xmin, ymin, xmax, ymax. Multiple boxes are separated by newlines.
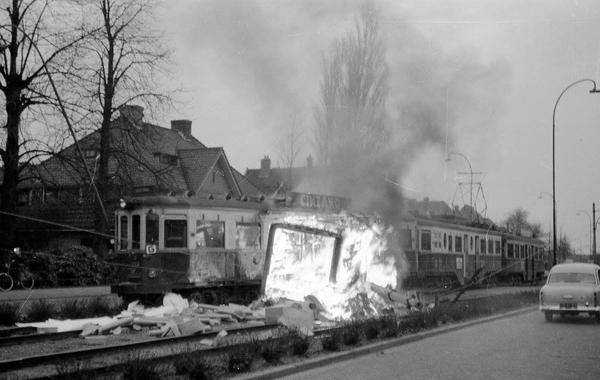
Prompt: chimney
<box><xmin>306</xmin><ymin>154</ymin><xmax>313</xmax><ymax>168</ymax></box>
<box><xmin>119</xmin><ymin>105</ymin><xmax>144</xmax><ymax>127</ymax></box>
<box><xmin>259</xmin><ymin>156</ymin><xmax>271</xmax><ymax>178</ymax></box>
<box><xmin>171</xmin><ymin>120</ymin><xmax>192</xmax><ymax>139</ymax></box>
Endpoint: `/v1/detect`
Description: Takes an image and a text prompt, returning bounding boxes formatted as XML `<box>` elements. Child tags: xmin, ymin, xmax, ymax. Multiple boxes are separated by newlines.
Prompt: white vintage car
<box><xmin>539</xmin><ymin>263</ymin><xmax>600</xmax><ymax>322</ymax></box>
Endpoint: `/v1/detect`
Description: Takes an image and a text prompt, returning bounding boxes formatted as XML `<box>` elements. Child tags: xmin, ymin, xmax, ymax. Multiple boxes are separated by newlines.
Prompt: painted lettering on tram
<box><xmin>288</xmin><ymin>192</ymin><xmax>349</xmax><ymax>210</ymax></box>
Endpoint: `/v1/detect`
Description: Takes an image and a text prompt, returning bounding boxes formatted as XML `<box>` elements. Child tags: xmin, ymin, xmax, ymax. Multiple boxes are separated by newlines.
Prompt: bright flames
<box><xmin>263</xmin><ymin>212</ymin><xmax>400</xmax><ymax>320</ymax></box>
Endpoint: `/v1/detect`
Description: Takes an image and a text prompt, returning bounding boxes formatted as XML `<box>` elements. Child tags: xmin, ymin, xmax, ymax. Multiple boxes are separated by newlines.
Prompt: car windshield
<box><xmin>547</xmin><ymin>272</ymin><xmax>597</xmax><ymax>284</ymax></box>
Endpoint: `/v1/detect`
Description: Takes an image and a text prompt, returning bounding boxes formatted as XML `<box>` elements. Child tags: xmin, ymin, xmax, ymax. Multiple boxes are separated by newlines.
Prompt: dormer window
<box><xmin>153</xmin><ymin>152</ymin><xmax>179</xmax><ymax>166</ymax></box>
<box><xmin>84</xmin><ymin>149</ymin><xmax>99</xmax><ymax>159</ymax></box>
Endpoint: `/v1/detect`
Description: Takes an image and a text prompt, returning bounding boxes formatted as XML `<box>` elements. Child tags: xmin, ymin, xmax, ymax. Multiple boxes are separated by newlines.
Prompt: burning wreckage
<box><xmin>103</xmin><ymin>192</ymin><xmax>432</xmax><ymax>338</ymax></box>
<box><xmin>259</xmin><ymin>211</ymin><xmax>427</xmax><ymax>323</ymax></box>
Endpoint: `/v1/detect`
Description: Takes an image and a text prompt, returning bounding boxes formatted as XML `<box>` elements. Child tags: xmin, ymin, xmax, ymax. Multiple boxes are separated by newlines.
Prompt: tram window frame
<box><xmin>132</xmin><ymin>215</ymin><xmax>141</xmax><ymax>250</ymax></box>
<box><xmin>454</xmin><ymin>235</ymin><xmax>462</xmax><ymax>253</ymax></box>
<box><xmin>119</xmin><ymin>215</ymin><xmax>128</xmax><ymax>250</ymax></box>
<box><xmin>195</xmin><ymin>220</ymin><xmax>225</xmax><ymax>248</ymax></box>
<box><xmin>146</xmin><ymin>213</ymin><xmax>159</xmax><ymax>246</ymax></box>
<box><xmin>164</xmin><ymin>217</ymin><xmax>188</xmax><ymax>248</ymax></box>
<box><xmin>236</xmin><ymin>222</ymin><xmax>261</xmax><ymax>249</ymax></box>
<box><xmin>420</xmin><ymin>230</ymin><xmax>432</xmax><ymax>251</ymax></box>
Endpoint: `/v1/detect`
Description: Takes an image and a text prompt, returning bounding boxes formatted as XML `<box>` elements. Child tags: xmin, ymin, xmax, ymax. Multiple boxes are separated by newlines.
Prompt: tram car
<box><xmin>500</xmin><ymin>232</ymin><xmax>546</xmax><ymax>285</ymax></box>
<box><xmin>110</xmin><ymin>192</ymin><xmax>361</xmax><ymax>305</ymax></box>
<box><xmin>398</xmin><ymin>216</ymin><xmax>547</xmax><ymax>289</ymax></box>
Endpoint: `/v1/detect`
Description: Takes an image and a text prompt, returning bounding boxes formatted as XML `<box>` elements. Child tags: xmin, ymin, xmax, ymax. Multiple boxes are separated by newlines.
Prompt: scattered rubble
<box><xmin>16</xmin><ymin>287</ymin><xmax>433</xmax><ymax>343</ymax></box>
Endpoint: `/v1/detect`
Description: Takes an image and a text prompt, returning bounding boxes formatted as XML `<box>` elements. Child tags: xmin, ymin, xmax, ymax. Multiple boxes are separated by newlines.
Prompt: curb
<box><xmin>234</xmin><ymin>305</ymin><xmax>539</xmax><ymax>380</ymax></box>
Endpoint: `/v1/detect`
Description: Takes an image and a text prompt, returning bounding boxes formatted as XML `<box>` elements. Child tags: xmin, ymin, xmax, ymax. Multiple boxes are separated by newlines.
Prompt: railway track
<box><xmin>1</xmin><ymin>322</ymin><xmax>282</xmax><ymax>379</ymax></box>
<box><xmin>0</xmin><ymin>286</ymin><xmax>539</xmax><ymax>379</ymax></box>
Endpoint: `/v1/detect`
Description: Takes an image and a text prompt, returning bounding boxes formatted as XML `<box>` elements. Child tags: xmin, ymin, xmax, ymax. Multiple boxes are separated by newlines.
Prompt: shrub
<box><xmin>25</xmin><ymin>299</ymin><xmax>55</xmax><ymax>322</ymax></box>
<box><xmin>227</xmin><ymin>344</ymin><xmax>256</xmax><ymax>373</ymax></box>
<box><xmin>321</xmin><ymin>328</ymin><xmax>342</xmax><ymax>351</ymax></box>
<box><xmin>379</xmin><ymin>314</ymin><xmax>400</xmax><ymax>338</ymax></box>
<box><xmin>55</xmin><ymin>359</ymin><xmax>92</xmax><ymax>380</ymax></box>
<box><xmin>121</xmin><ymin>354</ymin><xmax>165</xmax><ymax>380</ymax></box>
<box><xmin>58</xmin><ymin>299</ymin><xmax>87</xmax><ymax>320</ymax></box>
<box><xmin>86</xmin><ymin>297</ymin><xmax>114</xmax><ymax>317</ymax></box>
<box><xmin>173</xmin><ymin>353</ymin><xmax>217</xmax><ymax>380</ymax></box>
<box><xmin>341</xmin><ymin>320</ymin><xmax>362</xmax><ymax>346</ymax></box>
<box><xmin>21</xmin><ymin>245</ymin><xmax>115</xmax><ymax>287</ymax></box>
<box><xmin>260</xmin><ymin>338</ymin><xmax>287</xmax><ymax>364</ymax></box>
<box><xmin>288</xmin><ymin>329</ymin><xmax>312</xmax><ymax>356</ymax></box>
<box><xmin>0</xmin><ymin>303</ymin><xmax>20</xmax><ymax>327</ymax></box>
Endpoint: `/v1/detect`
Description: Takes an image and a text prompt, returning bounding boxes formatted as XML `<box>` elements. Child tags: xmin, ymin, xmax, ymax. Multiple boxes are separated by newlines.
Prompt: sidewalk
<box><xmin>0</xmin><ymin>286</ymin><xmax>113</xmax><ymax>303</ymax></box>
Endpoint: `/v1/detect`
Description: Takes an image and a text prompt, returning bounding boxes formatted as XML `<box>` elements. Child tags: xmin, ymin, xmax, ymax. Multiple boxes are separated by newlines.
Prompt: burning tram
<box><xmin>111</xmin><ymin>191</ymin><xmax>547</xmax><ymax>309</ymax></box>
<box><xmin>398</xmin><ymin>216</ymin><xmax>547</xmax><ymax>289</ymax></box>
<box><xmin>111</xmin><ymin>192</ymin><xmax>398</xmax><ymax>312</ymax></box>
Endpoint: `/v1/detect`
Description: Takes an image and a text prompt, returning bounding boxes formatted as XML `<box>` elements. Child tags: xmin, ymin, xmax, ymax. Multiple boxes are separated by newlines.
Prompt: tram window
<box><xmin>454</xmin><ymin>236</ymin><xmax>462</xmax><ymax>252</ymax></box>
<box><xmin>421</xmin><ymin>230</ymin><xmax>431</xmax><ymax>251</ymax></box>
<box><xmin>195</xmin><ymin>221</ymin><xmax>225</xmax><ymax>248</ymax></box>
<box><xmin>480</xmin><ymin>238</ymin><xmax>486</xmax><ymax>254</ymax></box>
<box><xmin>236</xmin><ymin>223</ymin><xmax>261</xmax><ymax>249</ymax></box>
<box><xmin>470</xmin><ymin>236</ymin><xmax>474</xmax><ymax>251</ymax></box>
<box><xmin>132</xmin><ymin>215</ymin><xmax>140</xmax><ymax>250</ymax></box>
<box><xmin>119</xmin><ymin>216</ymin><xmax>128</xmax><ymax>250</ymax></box>
<box><xmin>447</xmin><ymin>234</ymin><xmax>452</xmax><ymax>251</ymax></box>
<box><xmin>495</xmin><ymin>241</ymin><xmax>501</xmax><ymax>255</ymax></box>
<box><xmin>146</xmin><ymin>214</ymin><xmax>159</xmax><ymax>245</ymax></box>
<box><xmin>508</xmin><ymin>244</ymin><xmax>514</xmax><ymax>258</ymax></box>
<box><xmin>487</xmin><ymin>240</ymin><xmax>493</xmax><ymax>254</ymax></box>
<box><xmin>165</xmin><ymin>220</ymin><xmax>188</xmax><ymax>248</ymax></box>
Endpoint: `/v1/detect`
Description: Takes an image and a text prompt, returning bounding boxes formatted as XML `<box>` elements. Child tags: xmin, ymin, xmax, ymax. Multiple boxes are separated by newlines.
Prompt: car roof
<box><xmin>549</xmin><ymin>263</ymin><xmax>600</xmax><ymax>274</ymax></box>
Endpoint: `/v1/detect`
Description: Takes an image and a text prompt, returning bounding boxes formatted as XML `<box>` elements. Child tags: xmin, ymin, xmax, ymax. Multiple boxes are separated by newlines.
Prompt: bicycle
<box><xmin>0</xmin><ymin>258</ymin><xmax>34</xmax><ymax>291</ymax></box>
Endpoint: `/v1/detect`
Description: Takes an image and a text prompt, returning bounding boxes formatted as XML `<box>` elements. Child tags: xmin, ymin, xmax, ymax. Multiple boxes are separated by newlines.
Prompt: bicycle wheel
<box><xmin>0</xmin><ymin>272</ymin><xmax>13</xmax><ymax>291</ymax></box>
<box><xmin>19</xmin><ymin>268</ymin><xmax>34</xmax><ymax>290</ymax></box>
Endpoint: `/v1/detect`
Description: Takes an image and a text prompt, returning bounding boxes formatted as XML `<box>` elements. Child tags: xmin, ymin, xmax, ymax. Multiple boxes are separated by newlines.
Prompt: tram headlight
<box><xmin>119</xmin><ymin>198</ymin><xmax>127</xmax><ymax>209</ymax></box>
<box><xmin>148</xmin><ymin>268</ymin><xmax>158</xmax><ymax>279</ymax></box>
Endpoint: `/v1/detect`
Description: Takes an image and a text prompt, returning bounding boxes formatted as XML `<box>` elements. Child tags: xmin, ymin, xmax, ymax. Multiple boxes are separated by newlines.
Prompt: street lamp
<box><xmin>446</xmin><ymin>152</ymin><xmax>474</xmax><ymax>219</ymax></box>
<box><xmin>552</xmin><ymin>79</ymin><xmax>600</xmax><ymax>267</ymax></box>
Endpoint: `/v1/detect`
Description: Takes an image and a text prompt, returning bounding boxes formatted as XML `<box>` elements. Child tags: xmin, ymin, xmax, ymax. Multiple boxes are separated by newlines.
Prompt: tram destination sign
<box><xmin>287</xmin><ymin>192</ymin><xmax>351</xmax><ymax>211</ymax></box>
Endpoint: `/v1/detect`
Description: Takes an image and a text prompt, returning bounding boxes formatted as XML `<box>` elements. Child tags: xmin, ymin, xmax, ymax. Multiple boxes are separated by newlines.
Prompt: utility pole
<box><xmin>594</xmin><ymin>203</ymin><xmax>597</xmax><ymax>264</ymax></box>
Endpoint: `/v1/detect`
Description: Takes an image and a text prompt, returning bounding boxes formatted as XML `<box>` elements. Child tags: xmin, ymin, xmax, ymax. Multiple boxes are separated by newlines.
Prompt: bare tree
<box><xmin>0</xmin><ymin>0</ymin><xmax>87</xmax><ymax>262</ymax></box>
<box><xmin>503</xmin><ymin>207</ymin><xmax>545</xmax><ymax>239</ymax></box>
<box><xmin>313</xmin><ymin>0</ymin><xmax>389</xmax><ymax>168</ymax></box>
<box><xmin>70</xmin><ymin>0</ymin><xmax>176</xmax><ymax>255</ymax></box>
<box><xmin>277</xmin><ymin>114</ymin><xmax>304</xmax><ymax>186</ymax></box>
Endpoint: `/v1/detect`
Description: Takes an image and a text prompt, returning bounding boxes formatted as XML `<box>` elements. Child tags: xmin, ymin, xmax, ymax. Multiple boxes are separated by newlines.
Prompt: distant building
<box><xmin>12</xmin><ymin>105</ymin><xmax>263</xmax><ymax>252</ymax></box>
<box><xmin>244</xmin><ymin>154</ymin><xmax>323</xmax><ymax>198</ymax></box>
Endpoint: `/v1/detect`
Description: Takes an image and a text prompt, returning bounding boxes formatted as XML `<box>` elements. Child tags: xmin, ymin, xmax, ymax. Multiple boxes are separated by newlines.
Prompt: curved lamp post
<box><xmin>552</xmin><ymin>79</ymin><xmax>600</xmax><ymax>267</ymax></box>
<box><xmin>446</xmin><ymin>151</ymin><xmax>474</xmax><ymax>217</ymax></box>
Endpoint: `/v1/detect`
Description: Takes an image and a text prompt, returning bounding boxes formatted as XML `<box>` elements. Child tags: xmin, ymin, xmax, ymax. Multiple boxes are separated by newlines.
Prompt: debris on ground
<box><xmin>15</xmin><ymin>285</ymin><xmax>431</xmax><ymax>339</ymax></box>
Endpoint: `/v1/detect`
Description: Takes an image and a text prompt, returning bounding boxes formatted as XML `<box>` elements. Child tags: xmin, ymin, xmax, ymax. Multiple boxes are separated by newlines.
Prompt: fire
<box><xmin>263</xmin><ymin>212</ymin><xmax>400</xmax><ymax>320</ymax></box>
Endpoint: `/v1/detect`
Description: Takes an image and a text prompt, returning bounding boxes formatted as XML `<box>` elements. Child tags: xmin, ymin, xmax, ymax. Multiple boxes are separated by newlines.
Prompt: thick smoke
<box><xmin>177</xmin><ymin>1</ymin><xmax>512</xmax><ymax>215</ymax></box>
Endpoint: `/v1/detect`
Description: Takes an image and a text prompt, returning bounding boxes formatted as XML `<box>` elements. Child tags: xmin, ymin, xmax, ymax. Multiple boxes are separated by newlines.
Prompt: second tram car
<box><xmin>399</xmin><ymin>215</ymin><xmax>546</xmax><ymax>289</ymax></box>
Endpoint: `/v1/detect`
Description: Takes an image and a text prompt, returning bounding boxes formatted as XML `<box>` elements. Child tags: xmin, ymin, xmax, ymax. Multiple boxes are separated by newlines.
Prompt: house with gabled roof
<box><xmin>12</xmin><ymin>105</ymin><xmax>264</xmax><ymax>252</ymax></box>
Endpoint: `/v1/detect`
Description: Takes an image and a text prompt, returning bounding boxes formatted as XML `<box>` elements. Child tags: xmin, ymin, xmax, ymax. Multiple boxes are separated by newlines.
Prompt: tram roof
<box><xmin>119</xmin><ymin>195</ymin><xmax>272</xmax><ymax>211</ymax></box>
